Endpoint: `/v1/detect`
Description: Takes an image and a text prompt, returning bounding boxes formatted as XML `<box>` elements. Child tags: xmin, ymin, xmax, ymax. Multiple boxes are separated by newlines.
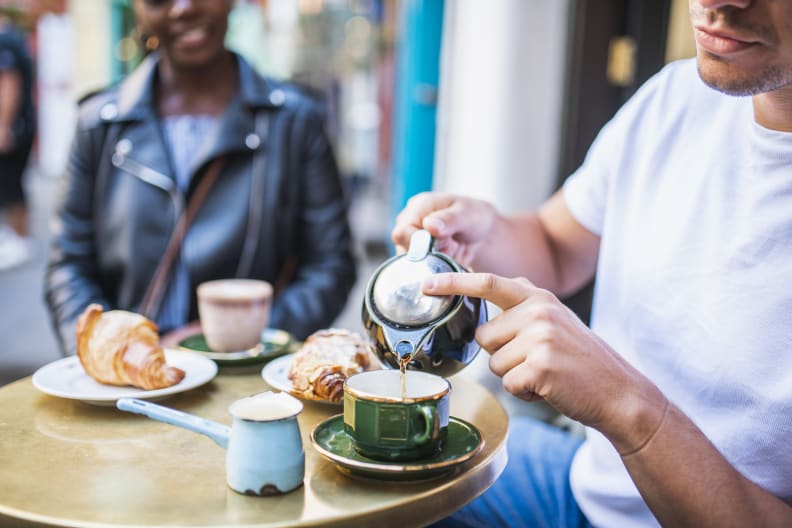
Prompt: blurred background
<box><xmin>0</xmin><ymin>0</ymin><xmax>694</xmax><ymax>418</ymax></box>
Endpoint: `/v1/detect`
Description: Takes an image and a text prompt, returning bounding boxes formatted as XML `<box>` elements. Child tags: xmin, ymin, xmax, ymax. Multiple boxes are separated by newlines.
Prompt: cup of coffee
<box><xmin>343</xmin><ymin>370</ymin><xmax>450</xmax><ymax>461</ymax></box>
<box><xmin>197</xmin><ymin>279</ymin><xmax>273</xmax><ymax>352</ymax></box>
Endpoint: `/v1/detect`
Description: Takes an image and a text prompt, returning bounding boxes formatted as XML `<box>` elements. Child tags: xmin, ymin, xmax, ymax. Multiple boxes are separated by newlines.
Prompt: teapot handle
<box><xmin>406</xmin><ymin>230</ymin><xmax>434</xmax><ymax>261</ymax></box>
<box><xmin>117</xmin><ymin>398</ymin><xmax>231</xmax><ymax>448</ymax></box>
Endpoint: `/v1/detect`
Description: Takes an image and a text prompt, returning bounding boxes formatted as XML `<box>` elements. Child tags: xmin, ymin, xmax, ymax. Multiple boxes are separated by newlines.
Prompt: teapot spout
<box><xmin>117</xmin><ymin>398</ymin><xmax>230</xmax><ymax>449</ymax></box>
<box><xmin>381</xmin><ymin>325</ymin><xmax>435</xmax><ymax>366</ymax></box>
<box><xmin>394</xmin><ymin>340</ymin><xmax>417</xmax><ymax>360</ymax></box>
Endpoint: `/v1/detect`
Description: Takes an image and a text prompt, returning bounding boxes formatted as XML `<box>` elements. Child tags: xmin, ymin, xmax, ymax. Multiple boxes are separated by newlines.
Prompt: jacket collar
<box><xmin>112</xmin><ymin>51</ymin><xmax>278</xmax><ymax>177</ymax></box>
<box><xmin>114</xmin><ymin>51</ymin><xmax>280</xmax><ymax>122</ymax></box>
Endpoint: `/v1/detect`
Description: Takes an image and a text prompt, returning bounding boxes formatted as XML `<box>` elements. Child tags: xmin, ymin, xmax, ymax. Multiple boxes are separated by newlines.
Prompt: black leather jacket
<box><xmin>45</xmin><ymin>52</ymin><xmax>357</xmax><ymax>355</ymax></box>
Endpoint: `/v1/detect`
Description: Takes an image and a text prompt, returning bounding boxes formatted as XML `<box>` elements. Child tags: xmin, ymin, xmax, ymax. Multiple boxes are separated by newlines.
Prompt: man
<box><xmin>0</xmin><ymin>11</ymin><xmax>35</xmax><ymax>270</ymax></box>
<box><xmin>392</xmin><ymin>0</ymin><xmax>792</xmax><ymax>526</ymax></box>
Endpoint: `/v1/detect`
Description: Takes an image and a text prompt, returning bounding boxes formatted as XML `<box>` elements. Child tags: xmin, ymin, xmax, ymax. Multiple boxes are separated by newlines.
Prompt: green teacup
<box><xmin>343</xmin><ymin>370</ymin><xmax>450</xmax><ymax>461</ymax></box>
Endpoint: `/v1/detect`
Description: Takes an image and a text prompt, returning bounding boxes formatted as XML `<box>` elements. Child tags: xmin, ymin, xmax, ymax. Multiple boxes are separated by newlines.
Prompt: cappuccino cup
<box><xmin>343</xmin><ymin>370</ymin><xmax>450</xmax><ymax>461</ymax></box>
<box><xmin>197</xmin><ymin>279</ymin><xmax>273</xmax><ymax>352</ymax></box>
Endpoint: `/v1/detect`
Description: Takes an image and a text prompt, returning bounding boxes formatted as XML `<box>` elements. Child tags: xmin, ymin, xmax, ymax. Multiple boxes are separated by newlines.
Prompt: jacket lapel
<box><xmin>111</xmin><ymin>53</ymin><xmax>174</xmax><ymax>185</ymax></box>
<box><xmin>187</xmin><ymin>95</ymin><xmax>255</xmax><ymax>176</ymax></box>
<box><xmin>107</xmin><ymin>52</ymin><xmax>278</xmax><ymax>189</ymax></box>
<box><xmin>187</xmin><ymin>56</ymin><xmax>276</xmax><ymax>176</ymax></box>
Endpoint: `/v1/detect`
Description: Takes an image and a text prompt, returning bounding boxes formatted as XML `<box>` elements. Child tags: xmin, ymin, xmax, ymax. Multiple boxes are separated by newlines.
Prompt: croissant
<box><xmin>76</xmin><ymin>304</ymin><xmax>185</xmax><ymax>390</ymax></box>
<box><xmin>287</xmin><ymin>328</ymin><xmax>372</xmax><ymax>403</ymax></box>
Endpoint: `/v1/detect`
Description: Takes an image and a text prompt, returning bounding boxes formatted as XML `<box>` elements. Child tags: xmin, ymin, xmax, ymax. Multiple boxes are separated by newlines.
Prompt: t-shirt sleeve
<box><xmin>562</xmin><ymin>115</ymin><xmax>622</xmax><ymax>236</ymax></box>
<box><xmin>561</xmin><ymin>60</ymin><xmax>686</xmax><ymax>236</ymax></box>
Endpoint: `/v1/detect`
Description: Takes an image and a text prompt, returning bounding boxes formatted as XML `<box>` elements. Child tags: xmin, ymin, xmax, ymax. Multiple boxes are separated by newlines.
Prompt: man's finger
<box><xmin>391</xmin><ymin>193</ymin><xmax>456</xmax><ymax>244</ymax></box>
<box><xmin>421</xmin><ymin>199</ymin><xmax>488</xmax><ymax>243</ymax></box>
<box><xmin>422</xmin><ymin>272</ymin><xmax>536</xmax><ymax>310</ymax></box>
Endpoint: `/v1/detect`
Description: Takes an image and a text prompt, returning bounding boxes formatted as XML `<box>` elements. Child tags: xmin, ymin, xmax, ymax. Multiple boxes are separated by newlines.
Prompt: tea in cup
<box><xmin>343</xmin><ymin>370</ymin><xmax>450</xmax><ymax>461</ymax></box>
<box><xmin>197</xmin><ymin>279</ymin><xmax>273</xmax><ymax>352</ymax></box>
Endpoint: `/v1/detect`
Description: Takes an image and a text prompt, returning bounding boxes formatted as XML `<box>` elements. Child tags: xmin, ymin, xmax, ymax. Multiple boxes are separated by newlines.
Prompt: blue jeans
<box><xmin>431</xmin><ymin>417</ymin><xmax>591</xmax><ymax>528</ymax></box>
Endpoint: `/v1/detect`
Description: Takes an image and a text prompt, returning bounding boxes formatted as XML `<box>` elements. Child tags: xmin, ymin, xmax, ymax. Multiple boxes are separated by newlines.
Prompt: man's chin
<box><xmin>696</xmin><ymin>55</ymin><xmax>786</xmax><ymax>96</ymax></box>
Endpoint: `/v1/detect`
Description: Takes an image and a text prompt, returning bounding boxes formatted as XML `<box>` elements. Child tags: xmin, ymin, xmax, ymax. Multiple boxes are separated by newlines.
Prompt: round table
<box><xmin>0</xmin><ymin>366</ymin><xmax>508</xmax><ymax>527</ymax></box>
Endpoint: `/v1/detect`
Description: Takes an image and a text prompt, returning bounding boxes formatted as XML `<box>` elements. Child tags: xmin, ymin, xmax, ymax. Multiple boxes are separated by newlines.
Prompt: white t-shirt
<box><xmin>563</xmin><ymin>58</ymin><xmax>792</xmax><ymax>527</ymax></box>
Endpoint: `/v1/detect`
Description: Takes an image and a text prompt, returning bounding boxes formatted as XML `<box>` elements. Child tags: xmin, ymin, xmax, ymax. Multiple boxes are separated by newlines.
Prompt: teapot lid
<box><xmin>371</xmin><ymin>230</ymin><xmax>457</xmax><ymax>327</ymax></box>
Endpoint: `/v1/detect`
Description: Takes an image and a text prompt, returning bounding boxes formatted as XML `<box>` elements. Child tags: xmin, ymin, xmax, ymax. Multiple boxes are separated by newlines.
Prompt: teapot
<box><xmin>116</xmin><ymin>392</ymin><xmax>304</xmax><ymax>496</ymax></box>
<box><xmin>362</xmin><ymin>230</ymin><xmax>488</xmax><ymax>377</ymax></box>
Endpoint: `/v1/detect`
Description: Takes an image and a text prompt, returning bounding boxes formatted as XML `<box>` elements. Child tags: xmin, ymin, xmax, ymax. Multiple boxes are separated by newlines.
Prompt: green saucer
<box><xmin>310</xmin><ymin>414</ymin><xmax>483</xmax><ymax>482</ymax></box>
<box><xmin>178</xmin><ymin>329</ymin><xmax>293</xmax><ymax>367</ymax></box>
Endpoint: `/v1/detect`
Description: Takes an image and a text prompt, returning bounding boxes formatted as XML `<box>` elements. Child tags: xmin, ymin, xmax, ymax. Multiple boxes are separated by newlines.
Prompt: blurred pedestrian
<box><xmin>0</xmin><ymin>10</ymin><xmax>36</xmax><ymax>270</ymax></box>
<box><xmin>46</xmin><ymin>0</ymin><xmax>357</xmax><ymax>355</ymax></box>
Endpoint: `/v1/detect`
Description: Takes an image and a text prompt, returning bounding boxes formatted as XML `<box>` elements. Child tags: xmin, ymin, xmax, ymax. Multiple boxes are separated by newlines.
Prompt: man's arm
<box><xmin>479</xmin><ymin>191</ymin><xmax>600</xmax><ymax>297</ymax></box>
<box><xmin>0</xmin><ymin>66</ymin><xmax>22</xmax><ymax>152</ymax></box>
<box><xmin>422</xmin><ymin>271</ymin><xmax>792</xmax><ymax>527</ymax></box>
<box><xmin>620</xmin><ymin>402</ymin><xmax>792</xmax><ymax>527</ymax></box>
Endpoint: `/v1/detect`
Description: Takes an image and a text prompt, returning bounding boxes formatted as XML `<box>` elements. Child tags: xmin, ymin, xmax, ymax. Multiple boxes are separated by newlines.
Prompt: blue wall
<box><xmin>390</xmin><ymin>0</ymin><xmax>445</xmax><ymax>225</ymax></box>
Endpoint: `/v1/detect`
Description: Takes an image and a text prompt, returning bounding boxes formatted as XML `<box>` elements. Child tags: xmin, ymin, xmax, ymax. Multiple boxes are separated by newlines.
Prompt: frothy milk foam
<box><xmin>199</xmin><ymin>280</ymin><xmax>272</xmax><ymax>303</ymax></box>
<box><xmin>229</xmin><ymin>392</ymin><xmax>302</xmax><ymax>421</ymax></box>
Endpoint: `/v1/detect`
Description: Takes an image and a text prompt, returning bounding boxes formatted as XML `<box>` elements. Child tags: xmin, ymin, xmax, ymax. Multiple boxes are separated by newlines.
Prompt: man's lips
<box><xmin>694</xmin><ymin>26</ymin><xmax>759</xmax><ymax>55</ymax></box>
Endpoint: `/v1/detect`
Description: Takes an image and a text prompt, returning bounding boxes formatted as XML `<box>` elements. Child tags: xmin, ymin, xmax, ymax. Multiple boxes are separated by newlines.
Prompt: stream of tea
<box><xmin>399</xmin><ymin>357</ymin><xmax>408</xmax><ymax>400</ymax></box>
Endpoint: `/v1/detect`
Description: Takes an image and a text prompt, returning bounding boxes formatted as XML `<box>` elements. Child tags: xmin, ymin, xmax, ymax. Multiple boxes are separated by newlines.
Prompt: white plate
<box><xmin>261</xmin><ymin>354</ymin><xmax>341</xmax><ymax>406</ymax></box>
<box><xmin>32</xmin><ymin>349</ymin><xmax>218</xmax><ymax>406</ymax></box>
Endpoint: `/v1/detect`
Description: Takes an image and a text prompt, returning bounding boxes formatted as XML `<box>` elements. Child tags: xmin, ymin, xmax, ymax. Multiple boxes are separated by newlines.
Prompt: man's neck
<box><xmin>753</xmin><ymin>85</ymin><xmax>792</xmax><ymax>132</ymax></box>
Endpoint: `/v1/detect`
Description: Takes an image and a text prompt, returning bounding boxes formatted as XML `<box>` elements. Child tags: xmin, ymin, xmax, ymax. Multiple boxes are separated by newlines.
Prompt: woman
<box><xmin>45</xmin><ymin>0</ymin><xmax>356</xmax><ymax>355</ymax></box>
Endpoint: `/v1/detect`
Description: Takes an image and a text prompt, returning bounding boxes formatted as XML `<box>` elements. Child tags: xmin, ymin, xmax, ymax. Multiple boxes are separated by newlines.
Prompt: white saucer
<box><xmin>261</xmin><ymin>354</ymin><xmax>341</xmax><ymax>406</ymax></box>
<box><xmin>32</xmin><ymin>349</ymin><xmax>218</xmax><ymax>406</ymax></box>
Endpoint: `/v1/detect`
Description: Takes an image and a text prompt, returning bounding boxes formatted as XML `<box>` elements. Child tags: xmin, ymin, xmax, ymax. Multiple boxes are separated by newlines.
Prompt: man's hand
<box><xmin>391</xmin><ymin>192</ymin><xmax>497</xmax><ymax>268</ymax></box>
<box><xmin>423</xmin><ymin>271</ymin><xmax>668</xmax><ymax>455</ymax></box>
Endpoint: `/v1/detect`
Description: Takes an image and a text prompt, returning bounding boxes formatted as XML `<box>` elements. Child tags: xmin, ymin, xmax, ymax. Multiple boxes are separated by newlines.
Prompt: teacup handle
<box><xmin>412</xmin><ymin>405</ymin><xmax>439</xmax><ymax>446</ymax></box>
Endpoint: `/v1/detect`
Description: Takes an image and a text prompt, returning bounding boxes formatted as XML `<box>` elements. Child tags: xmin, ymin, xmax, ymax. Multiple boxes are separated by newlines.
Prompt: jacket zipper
<box><xmin>111</xmin><ymin>153</ymin><xmax>185</xmax><ymax>220</ymax></box>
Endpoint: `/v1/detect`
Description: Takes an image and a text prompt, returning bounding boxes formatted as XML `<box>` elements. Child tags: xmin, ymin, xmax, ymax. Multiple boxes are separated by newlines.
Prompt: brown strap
<box><xmin>272</xmin><ymin>255</ymin><xmax>298</xmax><ymax>297</ymax></box>
<box><xmin>139</xmin><ymin>157</ymin><xmax>226</xmax><ymax>319</ymax></box>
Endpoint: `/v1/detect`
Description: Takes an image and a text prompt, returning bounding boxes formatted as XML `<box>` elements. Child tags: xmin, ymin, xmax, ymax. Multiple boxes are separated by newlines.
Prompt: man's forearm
<box><xmin>470</xmin><ymin>191</ymin><xmax>599</xmax><ymax>297</ymax></box>
<box><xmin>0</xmin><ymin>69</ymin><xmax>22</xmax><ymax>129</ymax></box>
<box><xmin>469</xmin><ymin>210</ymin><xmax>561</xmax><ymax>289</ymax></box>
<box><xmin>619</xmin><ymin>403</ymin><xmax>792</xmax><ymax>527</ymax></box>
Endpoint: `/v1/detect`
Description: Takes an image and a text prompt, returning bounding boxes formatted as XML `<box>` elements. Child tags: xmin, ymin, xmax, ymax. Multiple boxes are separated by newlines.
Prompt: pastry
<box><xmin>76</xmin><ymin>304</ymin><xmax>185</xmax><ymax>390</ymax></box>
<box><xmin>287</xmin><ymin>328</ymin><xmax>373</xmax><ymax>403</ymax></box>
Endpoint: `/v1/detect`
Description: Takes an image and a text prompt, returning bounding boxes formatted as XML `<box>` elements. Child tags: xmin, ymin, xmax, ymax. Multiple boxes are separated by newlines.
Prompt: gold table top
<box><xmin>0</xmin><ymin>367</ymin><xmax>508</xmax><ymax>528</ymax></box>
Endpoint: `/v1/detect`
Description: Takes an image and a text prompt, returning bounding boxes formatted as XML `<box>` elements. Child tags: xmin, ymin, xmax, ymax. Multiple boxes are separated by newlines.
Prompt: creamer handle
<box><xmin>116</xmin><ymin>398</ymin><xmax>230</xmax><ymax>448</ymax></box>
